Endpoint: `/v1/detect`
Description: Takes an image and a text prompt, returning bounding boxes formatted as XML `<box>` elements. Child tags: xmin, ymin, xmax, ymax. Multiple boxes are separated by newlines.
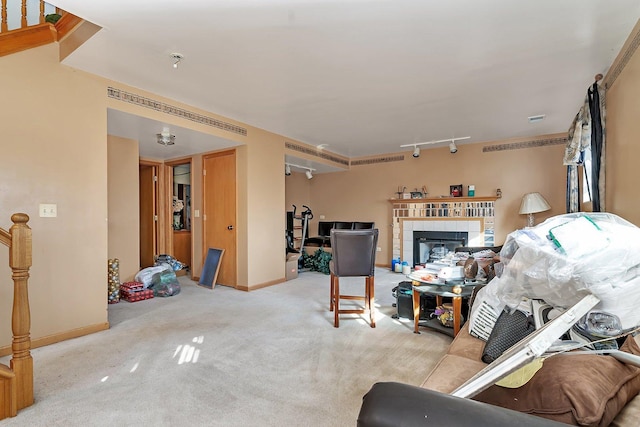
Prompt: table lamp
<box><xmin>519</xmin><ymin>192</ymin><xmax>551</xmax><ymax>227</ymax></box>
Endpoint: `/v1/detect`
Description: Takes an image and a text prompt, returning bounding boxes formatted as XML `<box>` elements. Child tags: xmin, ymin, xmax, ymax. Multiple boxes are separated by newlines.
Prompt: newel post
<box><xmin>8</xmin><ymin>213</ymin><xmax>33</xmax><ymax>410</ymax></box>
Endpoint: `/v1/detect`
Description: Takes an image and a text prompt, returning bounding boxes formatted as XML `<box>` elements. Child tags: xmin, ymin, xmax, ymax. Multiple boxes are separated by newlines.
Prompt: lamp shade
<box><xmin>519</xmin><ymin>192</ymin><xmax>551</xmax><ymax>215</ymax></box>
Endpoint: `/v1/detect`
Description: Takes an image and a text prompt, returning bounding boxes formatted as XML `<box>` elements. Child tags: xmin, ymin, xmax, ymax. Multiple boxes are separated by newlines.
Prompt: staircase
<box><xmin>0</xmin><ymin>214</ymin><xmax>32</xmax><ymax>420</ymax></box>
<box><xmin>1</xmin><ymin>0</ymin><xmax>89</xmax><ymax>57</ymax></box>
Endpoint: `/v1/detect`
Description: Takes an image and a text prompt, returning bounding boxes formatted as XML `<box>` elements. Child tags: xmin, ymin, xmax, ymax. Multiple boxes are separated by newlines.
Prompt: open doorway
<box><xmin>169</xmin><ymin>159</ymin><xmax>193</xmax><ymax>273</ymax></box>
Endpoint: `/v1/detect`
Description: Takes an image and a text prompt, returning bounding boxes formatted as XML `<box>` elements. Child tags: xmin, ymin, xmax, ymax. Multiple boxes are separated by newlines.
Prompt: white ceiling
<box><xmin>54</xmin><ymin>0</ymin><xmax>640</xmax><ymax>167</ymax></box>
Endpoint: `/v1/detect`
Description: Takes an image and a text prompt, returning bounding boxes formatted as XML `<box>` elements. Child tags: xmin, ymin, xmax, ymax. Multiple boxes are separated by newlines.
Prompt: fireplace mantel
<box><xmin>390</xmin><ymin>196</ymin><xmax>499</xmax><ymax>265</ymax></box>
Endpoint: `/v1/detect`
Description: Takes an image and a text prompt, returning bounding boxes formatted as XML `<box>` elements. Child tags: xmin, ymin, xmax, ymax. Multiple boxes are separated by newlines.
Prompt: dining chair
<box><xmin>329</xmin><ymin>228</ymin><xmax>379</xmax><ymax>328</ymax></box>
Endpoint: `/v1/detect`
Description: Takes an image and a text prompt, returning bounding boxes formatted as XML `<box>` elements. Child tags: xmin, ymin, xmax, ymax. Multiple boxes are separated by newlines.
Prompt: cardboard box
<box><xmin>286</xmin><ymin>253</ymin><xmax>301</xmax><ymax>280</ymax></box>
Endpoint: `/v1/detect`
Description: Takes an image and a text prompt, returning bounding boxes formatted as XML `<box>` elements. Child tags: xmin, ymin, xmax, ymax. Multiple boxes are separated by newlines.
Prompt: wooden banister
<box><xmin>0</xmin><ymin>213</ymin><xmax>33</xmax><ymax>419</ymax></box>
<box><xmin>0</xmin><ymin>1</ymin><xmax>86</xmax><ymax>57</ymax></box>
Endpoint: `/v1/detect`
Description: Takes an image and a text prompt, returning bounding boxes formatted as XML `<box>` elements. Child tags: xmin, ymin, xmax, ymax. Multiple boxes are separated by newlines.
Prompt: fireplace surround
<box><xmin>389</xmin><ymin>197</ymin><xmax>498</xmax><ymax>267</ymax></box>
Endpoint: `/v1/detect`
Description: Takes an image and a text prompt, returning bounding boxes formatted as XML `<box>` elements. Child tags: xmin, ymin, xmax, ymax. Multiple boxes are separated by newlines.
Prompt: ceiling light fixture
<box><xmin>285</xmin><ymin>163</ymin><xmax>315</xmax><ymax>179</ymax></box>
<box><xmin>156</xmin><ymin>127</ymin><xmax>175</xmax><ymax>146</ymax></box>
<box><xmin>170</xmin><ymin>53</ymin><xmax>184</xmax><ymax>69</ymax></box>
<box><xmin>401</xmin><ymin>136</ymin><xmax>471</xmax><ymax>152</ymax></box>
<box><xmin>412</xmin><ymin>146</ymin><xmax>420</xmax><ymax>158</ymax></box>
<box><xmin>449</xmin><ymin>141</ymin><xmax>458</xmax><ymax>154</ymax></box>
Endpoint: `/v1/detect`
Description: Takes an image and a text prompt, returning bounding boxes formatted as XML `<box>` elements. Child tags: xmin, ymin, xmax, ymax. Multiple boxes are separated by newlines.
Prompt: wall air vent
<box><xmin>285</xmin><ymin>142</ymin><xmax>349</xmax><ymax>166</ymax></box>
<box><xmin>351</xmin><ymin>155</ymin><xmax>405</xmax><ymax>166</ymax></box>
<box><xmin>107</xmin><ymin>87</ymin><xmax>247</xmax><ymax>136</ymax></box>
<box><xmin>528</xmin><ymin>114</ymin><xmax>546</xmax><ymax>123</ymax></box>
<box><xmin>483</xmin><ymin>136</ymin><xmax>566</xmax><ymax>153</ymax></box>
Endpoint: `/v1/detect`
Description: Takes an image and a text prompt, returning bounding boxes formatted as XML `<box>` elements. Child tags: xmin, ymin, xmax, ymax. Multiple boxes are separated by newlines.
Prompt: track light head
<box><xmin>285</xmin><ymin>164</ymin><xmax>291</xmax><ymax>176</ymax></box>
<box><xmin>305</xmin><ymin>170</ymin><xmax>313</xmax><ymax>179</ymax></box>
<box><xmin>449</xmin><ymin>141</ymin><xmax>458</xmax><ymax>154</ymax></box>
<box><xmin>412</xmin><ymin>146</ymin><xmax>420</xmax><ymax>158</ymax></box>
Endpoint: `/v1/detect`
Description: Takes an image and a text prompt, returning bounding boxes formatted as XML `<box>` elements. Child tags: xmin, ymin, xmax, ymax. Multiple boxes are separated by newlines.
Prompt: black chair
<box><xmin>353</xmin><ymin>222</ymin><xmax>375</xmax><ymax>230</ymax></box>
<box><xmin>329</xmin><ymin>229</ymin><xmax>379</xmax><ymax>328</ymax></box>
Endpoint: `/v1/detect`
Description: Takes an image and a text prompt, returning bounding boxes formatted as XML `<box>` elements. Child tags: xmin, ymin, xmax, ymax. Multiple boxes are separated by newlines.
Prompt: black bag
<box><xmin>481</xmin><ymin>308</ymin><xmax>536</xmax><ymax>364</ymax></box>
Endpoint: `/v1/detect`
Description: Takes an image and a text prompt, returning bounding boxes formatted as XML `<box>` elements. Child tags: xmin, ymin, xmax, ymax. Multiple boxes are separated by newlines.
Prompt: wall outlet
<box><xmin>194</xmin><ymin>209</ymin><xmax>200</xmax><ymax>218</ymax></box>
<box><xmin>319</xmin><ymin>215</ymin><xmax>325</xmax><ymax>219</ymax></box>
<box><xmin>39</xmin><ymin>203</ymin><xmax>57</xmax><ymax>217</ymax></box>
<box><xmin>376</xmin><ymin>247</ymin><xmax>382</xmax><ymax>252</ymax></box>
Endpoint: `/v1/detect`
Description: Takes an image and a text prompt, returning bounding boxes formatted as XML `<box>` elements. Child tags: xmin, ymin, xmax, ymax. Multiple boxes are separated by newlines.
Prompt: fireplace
<box><xmin>413</xmin><ymin>231</ymin><xmax>468</xmax><ymax>266</ymax></box>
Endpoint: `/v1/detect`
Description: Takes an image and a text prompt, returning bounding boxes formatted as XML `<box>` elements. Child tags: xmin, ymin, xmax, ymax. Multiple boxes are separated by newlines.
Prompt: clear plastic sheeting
<box><xmin>135</xmin><ymin>263</ymin><xmax>181</xmax><ymax>297</ymax></box>
<box><xmin>470</xmin><ymin>213</ymin><xmax>640</xmax><ymax>334</ymax></box>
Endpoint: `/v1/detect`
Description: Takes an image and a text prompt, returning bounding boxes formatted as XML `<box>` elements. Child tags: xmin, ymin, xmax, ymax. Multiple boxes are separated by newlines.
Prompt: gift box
<box><xmin>121</xmin><ymin>281</ymin><xmax>144</xmax><ymax>291</ymax></box>
<box><xmin>120</xmin><ymin>282</ymin><xmax>154</xmax><ymax>302</ymax></box>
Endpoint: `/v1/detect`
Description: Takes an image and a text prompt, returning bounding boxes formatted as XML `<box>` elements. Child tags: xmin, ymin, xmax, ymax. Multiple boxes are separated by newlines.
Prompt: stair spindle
<box><xmin>20</xmin><ymin>0</ymin><xmax>26</xmax><ymax>29</ymax></box>
<box><xmin>1</xmin><ymin>0</ymin><xmax>7</xmax><ymax>33</ymax></box>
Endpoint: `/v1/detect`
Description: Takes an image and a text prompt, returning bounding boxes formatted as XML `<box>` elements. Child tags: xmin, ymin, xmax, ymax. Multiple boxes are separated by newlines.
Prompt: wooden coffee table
<box><xmin>412</xmin><ymin>283</ymin><xmax>475</xmax><ymax>337</ymax></box>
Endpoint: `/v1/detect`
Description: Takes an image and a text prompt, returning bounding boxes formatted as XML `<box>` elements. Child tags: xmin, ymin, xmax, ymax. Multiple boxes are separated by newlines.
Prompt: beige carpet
<box><xmin>0</xmin><ymin>268</ymin><xmax>451</xmax><ymax>426</ymax></box>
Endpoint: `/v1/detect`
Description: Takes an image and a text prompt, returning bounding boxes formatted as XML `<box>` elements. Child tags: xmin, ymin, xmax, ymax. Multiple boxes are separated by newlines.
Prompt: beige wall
<box><xmin>0</xmin><ymin>44</ymin><xmax>109</xmax><ymax>348</ymax></box>
<box><xmin>304</xmin><ymin>137</ymin><xmax>566</xmax><ymax>266</ymax></box>
<box><xmin>2</xmin><ymin>20</ymin><xmax>638</xmax><ymax>350</ymax></box>
<box><xmin>606</xmin><ymin>23</ymin><xmax>640</xmax><ymax>224</ymax></box>
<box><xmin>285</xmin><ymin>172</ymin><xmax>312</xmax><ymax>218</ymax></box>
<box><xmin>107</xmin><ymin>135</ymin><xmax>140</xmax><ymax>282</ymax></box>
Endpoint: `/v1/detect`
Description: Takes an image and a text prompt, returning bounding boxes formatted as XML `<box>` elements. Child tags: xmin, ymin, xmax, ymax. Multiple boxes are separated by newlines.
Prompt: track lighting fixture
<box><xmin>170</xmin><ymin>53</ymin><xmax>184</xmax><ymax>69</ymax></box>
<box><xmin>285</xmin><ymin>163</ymin><xmax>315</xmax><ymax>179</ymax></box>
<box><xmin>401</xmin><ymin>136</ymin><xmax>471</xmax><ymax>154</ymax></box>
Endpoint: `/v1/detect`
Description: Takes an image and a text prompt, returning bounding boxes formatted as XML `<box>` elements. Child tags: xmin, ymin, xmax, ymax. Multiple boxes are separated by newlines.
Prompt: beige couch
<box><xmin>420</xmin><ymin>325</ymin><xmax>640</xmax><ymax>426</ymax></box>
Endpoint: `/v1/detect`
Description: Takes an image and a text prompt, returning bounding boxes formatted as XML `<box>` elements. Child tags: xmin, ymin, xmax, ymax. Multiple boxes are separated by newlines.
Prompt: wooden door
<box><xmin>203</xmin><ymin>150</ymin><xmax>237</xmax><ymax>287</ymax></box>
<box><xmin>139</xmin><ymin>164</ymin><xmax>157</xmax><ymax>268</ymax></box>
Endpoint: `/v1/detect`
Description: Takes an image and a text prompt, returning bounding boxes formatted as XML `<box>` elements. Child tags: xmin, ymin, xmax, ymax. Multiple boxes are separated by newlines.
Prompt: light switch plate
<box><xmin>39</xmin><ymin>203</ymin><xmax>57</xmax><ymax>217</ymax></box>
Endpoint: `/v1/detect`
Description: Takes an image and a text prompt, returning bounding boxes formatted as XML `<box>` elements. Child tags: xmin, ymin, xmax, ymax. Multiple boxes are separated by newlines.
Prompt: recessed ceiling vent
<box><xmin>528</xmin><ymin>114</ymin><xmax>546</xmax><ymax>123</ymax></box>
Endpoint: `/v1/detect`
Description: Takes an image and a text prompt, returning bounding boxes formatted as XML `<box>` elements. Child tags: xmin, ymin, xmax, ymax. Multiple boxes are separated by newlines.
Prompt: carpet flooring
<box><xmin>0</xmin><ymin>268</ymin><xmax>451</xmax><ymax>426</ymax></box>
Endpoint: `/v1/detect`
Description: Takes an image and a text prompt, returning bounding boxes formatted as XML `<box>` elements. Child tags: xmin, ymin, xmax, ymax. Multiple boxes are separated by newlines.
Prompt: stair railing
<box><xmin>1</xmin><ymin>0</ymin><xmax>60</xmax><ymax>33</ymax></box>
<box><xmin>0</xmin><ymin>213</ymin><xmax>33</xmax><ymax>419</ymax></box>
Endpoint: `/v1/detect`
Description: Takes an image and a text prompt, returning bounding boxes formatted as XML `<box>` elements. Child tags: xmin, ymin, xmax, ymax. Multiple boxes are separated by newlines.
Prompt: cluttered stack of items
<box><xmin>469</xmin><ymin>212</ymin><xmax>640</xmax><ymax>349</ymax></box>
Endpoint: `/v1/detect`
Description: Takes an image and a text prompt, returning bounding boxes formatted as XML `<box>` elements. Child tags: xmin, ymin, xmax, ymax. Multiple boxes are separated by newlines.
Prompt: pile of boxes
<box><xmin>120</xmin><ymin>281</ymin><xmax>154</xmax><ymax>302</ymax></box>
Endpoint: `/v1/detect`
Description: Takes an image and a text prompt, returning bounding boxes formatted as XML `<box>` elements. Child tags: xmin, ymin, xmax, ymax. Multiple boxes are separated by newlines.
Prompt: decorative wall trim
<box><xmin>482</xmin><ymin>136</ymin><xmax>567</xmax><ymax>153</ymax></box>
<box><xmin>351</xmin><ymin>155</ymin><xmax>405</xmax><ymax>166</ymax></box>
<box><xmin>107</xmin><ymin>87</ymin><xmax>247</xmax><ymax>136</ymax></box>
<box><xmin>285</xmin><ymin>141</ymin><xmax>350</xmax><ymax>166</ymax></box>
<box><xmin>605</xmin><ymin>25</ymin><xmax>640</xmax><ymax>89</ymax></box>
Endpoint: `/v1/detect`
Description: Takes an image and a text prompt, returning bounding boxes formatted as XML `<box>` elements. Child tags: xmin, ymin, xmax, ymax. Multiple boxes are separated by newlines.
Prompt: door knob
<box><xmin>227</xmin><ymin>225</ymin><xmax>234</xmax><ymax>230</ymax></box>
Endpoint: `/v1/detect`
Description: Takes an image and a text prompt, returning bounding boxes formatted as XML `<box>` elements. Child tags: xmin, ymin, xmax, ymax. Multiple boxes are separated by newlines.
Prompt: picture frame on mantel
<box><xmin>450</xmin><ymin>185</ymin><xmax>463</xmax><ymax>197</ymax></box>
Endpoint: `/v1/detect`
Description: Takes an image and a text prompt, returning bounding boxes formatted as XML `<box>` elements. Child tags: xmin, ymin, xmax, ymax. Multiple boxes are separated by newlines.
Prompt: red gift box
<box><xmin>121</xmin><ymin>281</ymin><xmax>144</xmax><ymax>291</ymax></box>
<box><xmin>120</xmin><ymin>284</ymin><xmax>154</xmax><ymax>302</ymax></box>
